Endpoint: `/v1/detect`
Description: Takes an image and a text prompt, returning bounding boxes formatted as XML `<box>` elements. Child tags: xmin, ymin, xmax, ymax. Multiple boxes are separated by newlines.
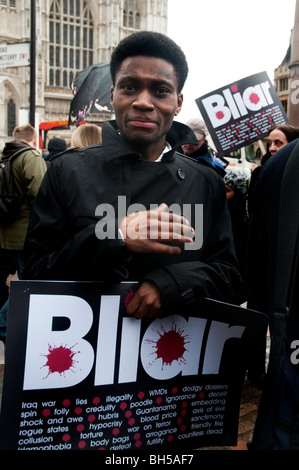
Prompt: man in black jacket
<box><xmin>23</xmin><ymin>31</ymin><xmax>240</xmax><ymax>319</ymax></box>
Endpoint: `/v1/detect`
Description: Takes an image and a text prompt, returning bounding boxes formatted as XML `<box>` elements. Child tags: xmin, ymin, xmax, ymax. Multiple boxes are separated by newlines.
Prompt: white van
<box><xmin>224</xmin><ymin>147</ymin><xmax>257</xmax><ymax>177</ymax></box>
<box><xmin>207</xmin><ymin>136</ymin><xmax>258</xmax><ymax>177</ymax></box>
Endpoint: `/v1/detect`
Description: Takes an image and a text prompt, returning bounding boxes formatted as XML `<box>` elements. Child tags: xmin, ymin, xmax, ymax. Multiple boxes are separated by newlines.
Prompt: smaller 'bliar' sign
<box><xmin>196</xmin><ymin>71</ymin><xmax>289</xmax><ymax>155</ymax></box>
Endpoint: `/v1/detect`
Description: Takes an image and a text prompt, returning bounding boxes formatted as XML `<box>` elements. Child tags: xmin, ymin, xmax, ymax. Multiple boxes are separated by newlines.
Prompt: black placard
<box><xmin>0</xmin><ymin>281</ymin><xmax>267</xmax><ymax>451</ymax></box>
<box><xmin>196</xmin><ymin>71</ymin><xmax>289</xmax><ymax>156</ymax></box>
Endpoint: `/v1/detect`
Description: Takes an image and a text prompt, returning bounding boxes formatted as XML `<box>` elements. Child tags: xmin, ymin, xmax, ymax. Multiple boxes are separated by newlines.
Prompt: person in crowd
<box><xmin>0</xmin><ymin>247</ymin><xmax>16</xmax><ymax>309</ymax></box>
<box><xmin>71</xmin><ymin>123</ymin><xmax>102</xmax><ymax>148</ymax></box>
<box><xmin>0</xmin><ymin>124</ymin><xmax>47</xmax><ymax>341</ymax></box>
<box><xmin>247</xmin><ymin>143</ymin><xmax>271</xmax><ymax>216</ymax></box>
<box><xmin>43</xmin><ymin>137</ymin><xmax>67</xmax><ymax>163</ymax></box>
<box><xmin>246</xmin><ymin>124</ymin><xmax>299</xmax><ymax>389</ymax></box>
<box><xmin>267</xmin><ymin>124</ymin><xmax>299</xmax><ymax>157</ymax></box>
<box><xmin>23</xmin><ymin>31</ymin><xmax>240</xmax><ymax>320</ymax></box>
<box><xmin>248</xmin><ymin>137</ymin><xmax>299</xmax><ymax>450</ymax></box>
<box><xmin>224</xmin><ymin>170</ymin><xmax>250</xmax><ymax>304</ymax></box>
<box><xmin>181</xmin><ymin>118</ymin><xmax>227</xmax><ymax>176</ymax></box>
<box><xmin>248</xmin><ymin>125</ymin><xmax>299</xmax><ymax>214</ymax></box>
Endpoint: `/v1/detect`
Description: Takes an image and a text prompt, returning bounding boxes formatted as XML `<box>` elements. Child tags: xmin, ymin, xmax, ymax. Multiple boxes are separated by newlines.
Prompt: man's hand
<box><xmin>126</xmin><ymin>281</ymin><xmax>161</xmax><ymax>319</ymax></box>
<box><xmin>119</xmin><ymin>203</ymin><xmax>194</xmax><ymax>254</ymax></box>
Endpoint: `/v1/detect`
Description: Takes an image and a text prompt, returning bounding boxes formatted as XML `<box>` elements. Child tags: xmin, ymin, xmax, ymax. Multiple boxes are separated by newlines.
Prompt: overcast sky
<box><xmin>167</xmin><ymin>0</ymin><xmax>296</xmax><ymax>122</ymax></box>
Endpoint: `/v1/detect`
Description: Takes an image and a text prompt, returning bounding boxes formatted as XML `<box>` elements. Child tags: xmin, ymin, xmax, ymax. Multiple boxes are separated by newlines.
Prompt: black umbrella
<box><xmin>68</xmin><ymin>63</ymin><xmax>113</xmax><ymax>125</ymax></box>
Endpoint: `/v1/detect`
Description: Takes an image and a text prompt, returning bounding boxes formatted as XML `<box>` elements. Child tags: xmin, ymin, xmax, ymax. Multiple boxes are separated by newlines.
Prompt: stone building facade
<box><xmin>0</xmin><ymin>0</ymin><xmax>168</xmax><ymax>149</ymax></box>
<box><xmin>274</xmin><ymin>42</ymin><xmax>291</xmax><ymax>116</ymax></box>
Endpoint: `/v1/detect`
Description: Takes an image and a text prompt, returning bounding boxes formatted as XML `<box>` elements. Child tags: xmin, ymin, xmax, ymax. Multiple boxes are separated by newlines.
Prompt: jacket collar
<box><xmin>102</xmin><ymin>120</ymin><xmax>198</xmax><ymax>162</ymax></box>
<box><xmin>2</xmin><ymin>140</ymin><xmax>33</xmax><ymax>159</ymax></box>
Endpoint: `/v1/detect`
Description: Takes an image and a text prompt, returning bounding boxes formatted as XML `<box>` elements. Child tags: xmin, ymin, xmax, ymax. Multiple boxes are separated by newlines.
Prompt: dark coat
<box><xmin>23</xmin><ymin>120</ymin><xmax>240</xmax><ymax>311</ymax></box>
<box><xmin>247</xmin><ymin>138</ymin><xmax>299</xmax><ymax>451</ymax></box>
<box><xmin>248</xmin><ymin>138</ymin><xmax>299</xmax><ymax>339</ymax></box>
<box><xmin>248</xmin><ymin>141</ymin><xmax>295</xmax><ymax>310</ymax></box>
<box><xmin>0</xmin><ymin>140</ymin><xmax>47</xmax><ymax>250</ymax></box>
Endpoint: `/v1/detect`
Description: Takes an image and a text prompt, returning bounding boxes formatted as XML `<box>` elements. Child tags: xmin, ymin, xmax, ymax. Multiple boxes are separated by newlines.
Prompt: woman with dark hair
<box><xmin>267</xmin><ymin>124</ymin><xmax>299</xmax><ymax>156</ymax></box>
<box><xmin>248</xmin><ymin>125</ymin><xmax>299</xmax><ymax>215</ymax></box>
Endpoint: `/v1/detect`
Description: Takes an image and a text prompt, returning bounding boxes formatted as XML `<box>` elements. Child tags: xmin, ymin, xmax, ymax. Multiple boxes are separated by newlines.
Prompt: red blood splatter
<box><xmin>62</xmin><ymin>399</ymin><xmax>70</xmax><ymax>407</ymax></box>
<box><xmin>128</xmin><ymin>417</ymin><xmax>135</xmax><ymax>426</ymax></box>
<box><xmin>216</xmin><ymin>111</ymin><xmax>225</xmax><ymax>120</ymax></box>
<box><xmin>134</xmin><ymin>433</ymin><xmax>141</xmax><ymax>440</ymax></box>
<box><xmin>138</xmin><ymin>391</ymin><xmax>145</xmax><ymax>400</ymax></box>
<box><xmin>249</xmin><ymin>93</ymin><xmax>260</xmax><ymax>105</ymax></box>
<box><xmin>93</xmin><ymin>396</ymin><xmax>100</xmax><ymax>405</ymax></box>
<box><xmin>135</xmin><ymin>440</ymin><xmax>142</xmax><ymax>448</ymax></box>
<box><xmin>74</xmin><ymin>407</ymin><xmax>82</xmax><ymax>416</ymax></box>
<box><xmin>62</xmin><ymin>433</ymin><xmax>70</xmax><ymax>443</ymax></box>
<box><xmin>88</xmin><ymin>414</ymin><xmax>96</xmax><ymax>423</ymax></box>
<box><xmin>172</xmin><ymin>387</ymin><xmax>178</xmax><ymax>394</ymax></box>
<box><xmin>42</xmin><ymin>408</ymin><xmax>50</xmax><ymax>418</ymax></box>
<box><xmin>156</xmin><ymin>397</ymin><xmax>162</xmax><ymax>405</ymax></box>
<box><xmin>148</xmin><ymin>323</ymin><xmax>189</xmax><ymax>369</ymax></box>
<box><xmin>231</xmin><ymin>85</ymin><xmax>238</xmax><ymax>93</ymax></box>
<box><xmin>120</xmin><ymin>402</ymin><xmax>127</xmax><ymax>410</ymax></box>
<box><xmin>78</xmin><ymin>440</ymin><xmax>86</xmax><ymax>449</ymax></box>
<box><xmin>167</xmin><ymin>435</ymin><xmax>174</xmax><ymax>442</ymax></box>
<box><xmin>112</xmin><ymin>428</ymin><xmax>120</xmax><ymax>436</ymax></box>
<box><xmin>125</xmin><ymin>410</ymin><xmax>132</xmax><ymax>418</ymax></box>
<box><xmin>77</xmin><ymin>424</ymin><xmax>84</xmax><ymax>432</ymax></box>
<box><xmin>42</xmin><ymin>344</ymin><xmax>79</xmax><ymax>378</ymax></box>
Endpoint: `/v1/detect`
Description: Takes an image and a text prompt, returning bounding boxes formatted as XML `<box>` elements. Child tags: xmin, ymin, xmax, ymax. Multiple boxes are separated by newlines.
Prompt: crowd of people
<box><xmin>0</xmin><ymin>122</ymin><xmax>103</xmax><ymax>339</ymax></box>
<box><xmin>1</xmin><ymin>30</ymin><xmax>299</xmax><ymax>450</ymax></box>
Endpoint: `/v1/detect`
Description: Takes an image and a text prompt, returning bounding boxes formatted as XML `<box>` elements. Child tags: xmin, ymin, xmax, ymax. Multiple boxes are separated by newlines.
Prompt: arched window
<box><xmin>123</xmin><ymin>0</ymin><xmax>140</xmax><ymax>29</ymax></box>
<box><xmin>49</xmin><ymin>0</ymin><xmax>94</xmax><ymax>88</ymax></box>
<box><xmin>7</xmin><ymin>98</ymin><xmax>16</xmax><ymax>136</ymax></box>
<box><xmin>135</xmin><ymin>12</ymin><xmax>140</xmax><ymax>29</ymax></box>
<box><xmin>0</xmin><ymin>0</ymin><xmax>16</xmax><ymax>6</ymax></box>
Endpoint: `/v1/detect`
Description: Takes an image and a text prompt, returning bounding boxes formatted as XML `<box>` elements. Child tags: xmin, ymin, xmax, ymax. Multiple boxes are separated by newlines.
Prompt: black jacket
<box><xmin>248</xmin><ymin>139</ymin><xmax>299</xmax><ymax>325</ymax></box>
<box><xmin>23</xmin><ymin>120</ymin><xmax>240</xmax><ymax>311</ymax></box>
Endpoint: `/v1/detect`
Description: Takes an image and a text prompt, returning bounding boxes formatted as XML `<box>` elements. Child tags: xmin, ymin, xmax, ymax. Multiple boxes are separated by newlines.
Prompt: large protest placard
<box><xmin>196</xmin><ymin>71</ymin><xmax>289</xmax><ymax>156</ymax></box>
<box><xmin>0</xmin><ymin>281</ymin><xmax>267</xmax><ymax>451</ymax></box>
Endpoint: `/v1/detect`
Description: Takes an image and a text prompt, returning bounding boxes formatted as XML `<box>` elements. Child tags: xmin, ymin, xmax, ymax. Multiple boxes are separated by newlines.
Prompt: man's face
<box><xmin>111</xmin><ymin>56</ymin><xmax>183</xmax><ymax>159</ymax></box>
<box><xmin>182</xmin><ymin>136</ymin><xmax>206</xmax><ymax>155</ymax></box>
